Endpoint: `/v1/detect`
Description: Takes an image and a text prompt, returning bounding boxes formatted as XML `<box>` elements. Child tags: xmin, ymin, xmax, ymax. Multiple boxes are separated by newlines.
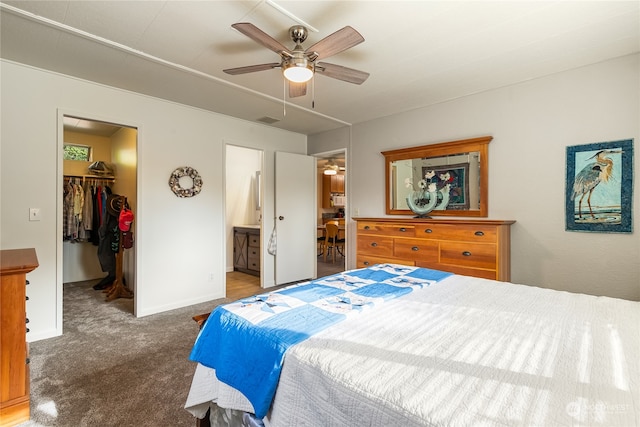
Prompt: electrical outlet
<box><xmin>29</xmin><ymin>208</ymin><xmax>42</xmax><ymax>221</ymax></box>
<box><xmin>208</xmin><ymin>272</ymin><xmax>214</xmax><ymax>282</ymax></box>
<box><xmin>353</xmin><ymin>208</ymin><xmax>360</xmax><ymax>217</ymax></box>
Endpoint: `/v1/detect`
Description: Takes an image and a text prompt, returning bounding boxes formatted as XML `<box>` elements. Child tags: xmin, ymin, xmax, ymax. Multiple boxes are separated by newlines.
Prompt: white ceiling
<box><xmin>1</xmin><ymin>1</ymin><xmax>638</xmax><ymax>135</ymax></box>
<box><xmin>63</xmin><ymin>116</ymin><xmax>127</xmax><ymax>137</ymax></box>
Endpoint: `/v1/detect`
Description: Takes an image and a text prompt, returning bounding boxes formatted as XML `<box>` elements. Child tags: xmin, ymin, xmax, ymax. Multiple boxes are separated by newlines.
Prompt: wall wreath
<box><xmin>169</xmin><ymin>166</ymin><xmax>203</xmax><ymax>198</ymax></box>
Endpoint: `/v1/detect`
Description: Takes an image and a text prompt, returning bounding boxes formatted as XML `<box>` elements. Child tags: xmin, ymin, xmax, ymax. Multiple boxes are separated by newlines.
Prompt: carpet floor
<box><xmin>18</xmin><ymin>280</ymin><xmax>229</xmax><ymax>427</ymax></box>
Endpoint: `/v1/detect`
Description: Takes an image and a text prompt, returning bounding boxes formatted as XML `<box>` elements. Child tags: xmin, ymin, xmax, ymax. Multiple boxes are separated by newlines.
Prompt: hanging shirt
<box><xmin>73</xmin><ymin>182</ymin><xmax>84</xmax><ymax>222</ymax></box>
<box><xmin>78</xmin><ymin>184</ymin><xmax>93</xmax><ymax>241</ymax></box>
<box><xmin>63</xmin><ymin>181</ymin><xmax>74</xmax><ymax>240</ymax></box>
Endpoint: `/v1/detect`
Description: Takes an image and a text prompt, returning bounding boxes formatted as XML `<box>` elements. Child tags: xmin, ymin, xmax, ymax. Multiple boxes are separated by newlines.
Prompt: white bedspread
<box><xmin>187</xmin><ymin>274</ymin><xmax>639</xmax><ymax>426</ymax></box>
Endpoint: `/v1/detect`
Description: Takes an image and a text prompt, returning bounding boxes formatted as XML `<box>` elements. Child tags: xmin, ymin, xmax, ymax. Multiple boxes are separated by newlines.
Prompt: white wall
<box><xmin>310</xmin><ymin>54</ymin><xmax>639</xmax><ymax>301</ymax></box>
<box><xmin>0</xmin><ymin>60</ymin><xmax>306</xmax><ymax>341</ymax></box>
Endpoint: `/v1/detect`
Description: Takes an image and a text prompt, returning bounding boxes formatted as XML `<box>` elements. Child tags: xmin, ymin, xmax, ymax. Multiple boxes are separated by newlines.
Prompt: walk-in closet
<box><xmin>62</xmin><ymin>116</ymin><xmax>137</xmax><ymax>314</ymax></box>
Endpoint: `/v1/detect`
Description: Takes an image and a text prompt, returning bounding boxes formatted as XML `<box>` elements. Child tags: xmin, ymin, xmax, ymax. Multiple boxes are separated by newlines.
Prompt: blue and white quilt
<box><xmin>189</xmin><ymin>264</ymin><xmax>452</xmax><ymax>418</ymax></box>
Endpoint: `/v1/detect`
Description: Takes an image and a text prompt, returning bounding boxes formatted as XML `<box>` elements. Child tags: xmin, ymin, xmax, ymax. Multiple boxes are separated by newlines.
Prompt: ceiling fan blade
<box><xmin>232</xmin><ymin>23</ymin><xmax>291</xmax><ymax>56</ymax></box>
<box><xmin>305</xmin><ymin>26</ymin><xmax>364</xmax><ymax>60</ymax></box>
<box><xmin>289</xmin><ymin>81</ymin><xmax>307</xmax><ymax>98</ymax></box>
<box><xmin>315</xmin><ymin>62</ymin><xmax>369</xmax><ymax>85</ymax></box>
<box><xmin>223</xmin><ymin>63</ymin><xmax>281</xmax><ymax>75</ymax></box>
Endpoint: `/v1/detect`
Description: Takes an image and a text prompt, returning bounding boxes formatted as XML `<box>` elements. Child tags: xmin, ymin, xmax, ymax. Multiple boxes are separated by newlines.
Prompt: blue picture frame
<box><xmin>565</xmin><ymin>139</ymin><xmax>634</xmax><ymax>233</ymax></box>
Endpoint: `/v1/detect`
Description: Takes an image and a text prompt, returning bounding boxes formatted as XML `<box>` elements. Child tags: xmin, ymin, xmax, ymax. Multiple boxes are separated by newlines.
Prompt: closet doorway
<box><xmin>60</xmin><ymin>114</ymin><xmax>138</xmax><ymax>320</ymax></box>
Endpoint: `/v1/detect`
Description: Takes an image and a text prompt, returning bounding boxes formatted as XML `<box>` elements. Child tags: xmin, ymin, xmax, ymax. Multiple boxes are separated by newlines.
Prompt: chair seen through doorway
<box><xmin>323</xmin><ymin>222</ymin><xmax>345</xmax><ymax>263</ymax></box>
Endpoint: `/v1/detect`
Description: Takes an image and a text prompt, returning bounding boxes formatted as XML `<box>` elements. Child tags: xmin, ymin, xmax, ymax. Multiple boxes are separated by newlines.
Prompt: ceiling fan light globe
<box><xmin>323</xmin><ymin>169</ymin><xmax>337</xmax><ymax>175</ymax></box>
<box><xmin>283</xmin><ymin>65</ymin><xmax>313</xmax><ymax>83</ymax></box>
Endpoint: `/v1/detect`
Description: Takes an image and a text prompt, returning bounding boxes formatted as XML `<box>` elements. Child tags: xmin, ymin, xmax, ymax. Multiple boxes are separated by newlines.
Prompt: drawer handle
<box><xmin>26</xmin><ymin>318</ymin><xmax>29</xmax><ymax>324</ymax></box>
<box><xmin>371</xmin><ymin>242</ymin><xmax>378</xmax><ymax>247</ymax></box>
<box><xmin>364</xmin><ymin>225</ymin><xmax>370</xmax><ymax>230</ymax></box>
<box><xmin>462</xmin><ymin>251</ymin><xmax>472</xmax><ymax>257</ymax></box>
<box><xmin>474</xmin><ymin>231</ymin><xmax>484</xmax><ymax>236</ymax></box>
<box><xmin>26</xmin><ymin>328</ymin><xmax>30</xmax><ymax>333</ymax></box>
<box><xmin>424</xmin><ymin>228</ymin><xmax>433</xmax><ymax>233</ymax></box>
<box><xmin>26</xmin><ymin>357</ymin><xmax>30</xmax><ymax>365</ymax></box>
<box><xmin>26</xmin><ymin>280</ymin><xmax>30</xmax><ymax>285</ymax></box>
<box><xmin>399</xmin><ymin>227</ymin><xmax>407</xmax><ymax>232</ymax></box>
<box><xmin>26</xmin><ymin>296</ymin><xmax>29</xmax><ymax>301</ymax></box>
<box><xmin>411</xmin><ymin>246</ymin><xmax>419</xmax><ymax>251</ymax></box>
<box><xmin>363</xmin><ymin>261</ymin><xmax>370</xmax><ymax>266</ymax></box>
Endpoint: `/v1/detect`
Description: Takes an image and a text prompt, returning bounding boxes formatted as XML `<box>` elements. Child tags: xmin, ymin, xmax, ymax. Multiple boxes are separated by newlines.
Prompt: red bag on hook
<box><xmin>122</xmin><ymin>231</ymin><xmax>134</xmax><ymax>249</ymax></box>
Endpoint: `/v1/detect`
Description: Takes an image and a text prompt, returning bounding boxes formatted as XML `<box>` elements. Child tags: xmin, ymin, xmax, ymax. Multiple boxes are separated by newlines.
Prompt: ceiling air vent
<box><xmin>256</xmin><ymin>116</ymin><xmax>280</xmax><ymax>124</ymax></box>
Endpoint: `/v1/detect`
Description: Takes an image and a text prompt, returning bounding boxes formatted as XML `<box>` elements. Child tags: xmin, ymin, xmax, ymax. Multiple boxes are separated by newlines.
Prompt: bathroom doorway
<box><xmin>225</xmin><ymin>145</ymin><xmax>263</xmax><ymax>298</ymax></box>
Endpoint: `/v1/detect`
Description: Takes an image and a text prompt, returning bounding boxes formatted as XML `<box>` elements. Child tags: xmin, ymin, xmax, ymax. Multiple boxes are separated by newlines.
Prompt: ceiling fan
<box><xmin>323</xmin><ymin>158</ymin><xmax>340</xmax><ymax>175</ymax></box>
<box><xmin>224</xmin><ymin>23</ymin><xmax>369</xmax><ymax>98</ymax></box>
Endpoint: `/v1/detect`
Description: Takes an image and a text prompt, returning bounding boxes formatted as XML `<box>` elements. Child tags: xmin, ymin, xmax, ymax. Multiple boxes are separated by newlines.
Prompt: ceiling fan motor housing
<box><xmin>289</xmin><ymin>26</ymin><xmax>308</xmax><ymax>44</ymax></box>
<box><xmin>282</xmin><ymin>28</ymin><xmax>314</xmax><ymax>83</ymax></box>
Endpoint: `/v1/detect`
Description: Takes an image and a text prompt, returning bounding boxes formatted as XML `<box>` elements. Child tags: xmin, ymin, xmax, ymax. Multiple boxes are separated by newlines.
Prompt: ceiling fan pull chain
<box><xmin>312</xmin><ymin>78</ymin><xmax>315</xmax><ymax>109</ymax></box>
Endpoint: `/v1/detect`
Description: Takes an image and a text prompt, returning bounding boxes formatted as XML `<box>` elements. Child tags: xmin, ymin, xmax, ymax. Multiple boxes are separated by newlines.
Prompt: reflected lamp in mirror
<box><xmin>382</xmin><ymin>136</ymin><xmax>492</xmax><ymax>217</ymax></box>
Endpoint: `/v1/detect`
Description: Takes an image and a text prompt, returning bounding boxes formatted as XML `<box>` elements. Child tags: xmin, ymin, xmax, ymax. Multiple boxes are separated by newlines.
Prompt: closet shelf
<box><xmin>64</xmin><ymin>174</ymin><xmax>115</xmax><ymax>181</ymax></box>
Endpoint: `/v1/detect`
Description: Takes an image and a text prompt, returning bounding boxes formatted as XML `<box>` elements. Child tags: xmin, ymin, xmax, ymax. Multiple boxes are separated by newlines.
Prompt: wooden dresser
<box><xmin>355</xmin><ymin>218</ymin><xmax>515</xmax><ymax>281</ymax></box>
<box><xmin>1</xmin><ymin>248</ymin><xmax>38</xmax><ymax>427</ymax></box>
<box><xmin>233</xmin><ymin>226</ymin><xmax>260</xmax><ymax>277</ymax></box>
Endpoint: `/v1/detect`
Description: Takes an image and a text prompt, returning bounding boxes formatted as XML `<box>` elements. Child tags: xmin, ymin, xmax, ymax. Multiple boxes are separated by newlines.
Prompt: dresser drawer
<box><xmin>413</xmin><ymin>223</ymin><xmax>497</xmax><ymax>243</ymax></box>
<box><xmin>358</xmin><ymin>222</ymin><xmax>415</xmax><ymax>237</ymax></box>
<box><xmin>357</xmin><ymin>255</ymin><xmax>412</xmax><ymax>269</ymax></box>
<box><xmin>416</xmin><ymin>260</ymin><xmax>498</xmax><ymax>280</ymax></box>
<box><xmin>394</xmin><ymin>238</ymin><xmax>438</xmax><ymax>262</ymax></box>
<box><xmin>439</xmin><ymin>242</ymin><xmax>497</xmax><ymax>270</ymax></box>
<box><xmin>357</xmin><ymin>235</ymin><xmax>394</xmax><ymax>257</ymax></box>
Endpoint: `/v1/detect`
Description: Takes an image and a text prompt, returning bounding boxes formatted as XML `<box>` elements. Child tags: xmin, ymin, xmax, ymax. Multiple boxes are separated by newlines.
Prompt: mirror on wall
<box><xmin>383</xmin><ymin>136</ymin><xmax>492</xmax><ymax>217</ymax></box>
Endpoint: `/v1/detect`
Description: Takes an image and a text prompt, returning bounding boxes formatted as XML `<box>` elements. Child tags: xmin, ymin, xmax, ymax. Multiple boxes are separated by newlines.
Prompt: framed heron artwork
<box><xmin>565</xmin><ymin>139</ymin><xmax>634</xmax><ymax>233</ymax></box>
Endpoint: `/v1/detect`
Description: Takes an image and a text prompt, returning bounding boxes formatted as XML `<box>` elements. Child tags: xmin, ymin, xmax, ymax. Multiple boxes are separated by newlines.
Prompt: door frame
<box><xmin>314</xmin><ymin>148</ymin><xmax>348</xmax><ymax>271</ymax></box>
<box><xmin>56</xmin><ymin>109</ymin><xmax>140</xmax><ymax>333</ymax></box>
<box><xmin>224</xmin><ymin>143</ymin><xmax>264</xmax><ymax>293</ymax></box>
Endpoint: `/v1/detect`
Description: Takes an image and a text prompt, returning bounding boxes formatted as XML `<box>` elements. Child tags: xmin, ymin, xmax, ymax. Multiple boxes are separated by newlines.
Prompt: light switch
<box><xmin>29</xmin><ymin>208</ymin><xmax>42</xmax><ymax>221</ymax></box>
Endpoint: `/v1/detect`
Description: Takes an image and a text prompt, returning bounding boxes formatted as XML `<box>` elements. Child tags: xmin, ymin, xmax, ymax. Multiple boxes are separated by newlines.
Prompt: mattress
<box><xmin>186</xmin><ymin>271</ymin><xmax>639</xmax><ymax>426</ymax></box>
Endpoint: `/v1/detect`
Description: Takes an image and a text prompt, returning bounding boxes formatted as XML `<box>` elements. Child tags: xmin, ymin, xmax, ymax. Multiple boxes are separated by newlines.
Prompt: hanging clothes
<box><xmin>78</xmin><ymin>183</ymin><xmax>93</xmax><ymax>241</ymax></box>
<box><xmin>62</xmin><ymin>176</ymin><xmax>112</xmax><ymax>243</ymax></box>
<box><xmin>63</xmin><ymin>180</ymin><xmax>74</xmax><ymax>240</ymax></box>
<box><xmin>63</xmin><ymin>179</ymin><xmax>82</xmax><ymax>241</ymax></box>
<box><xmin>90</xmin><ymin>185</ymin><xmax>101</xmax><ymax>246</ymax></box>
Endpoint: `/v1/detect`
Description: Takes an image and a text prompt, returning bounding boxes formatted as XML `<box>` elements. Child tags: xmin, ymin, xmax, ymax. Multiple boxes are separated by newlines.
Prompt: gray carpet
<box><xmin>18</xmin><ymin>280</ymin><xmax>229</xmax><ymax>427</ymax></box>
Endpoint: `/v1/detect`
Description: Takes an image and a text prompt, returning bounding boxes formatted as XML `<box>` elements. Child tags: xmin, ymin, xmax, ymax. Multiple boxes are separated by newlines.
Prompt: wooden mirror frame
<box><xmin>383</xmin><ymin>136</ymin><xmax>492</xmax><ymax>217</ymax></box>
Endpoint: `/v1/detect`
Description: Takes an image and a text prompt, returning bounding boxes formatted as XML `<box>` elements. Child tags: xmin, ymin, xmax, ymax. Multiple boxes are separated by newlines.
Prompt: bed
<box><xmin>185</xmin><ymin>264</ymin><xmax>639</xmax><ymax>426</ymax></box>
